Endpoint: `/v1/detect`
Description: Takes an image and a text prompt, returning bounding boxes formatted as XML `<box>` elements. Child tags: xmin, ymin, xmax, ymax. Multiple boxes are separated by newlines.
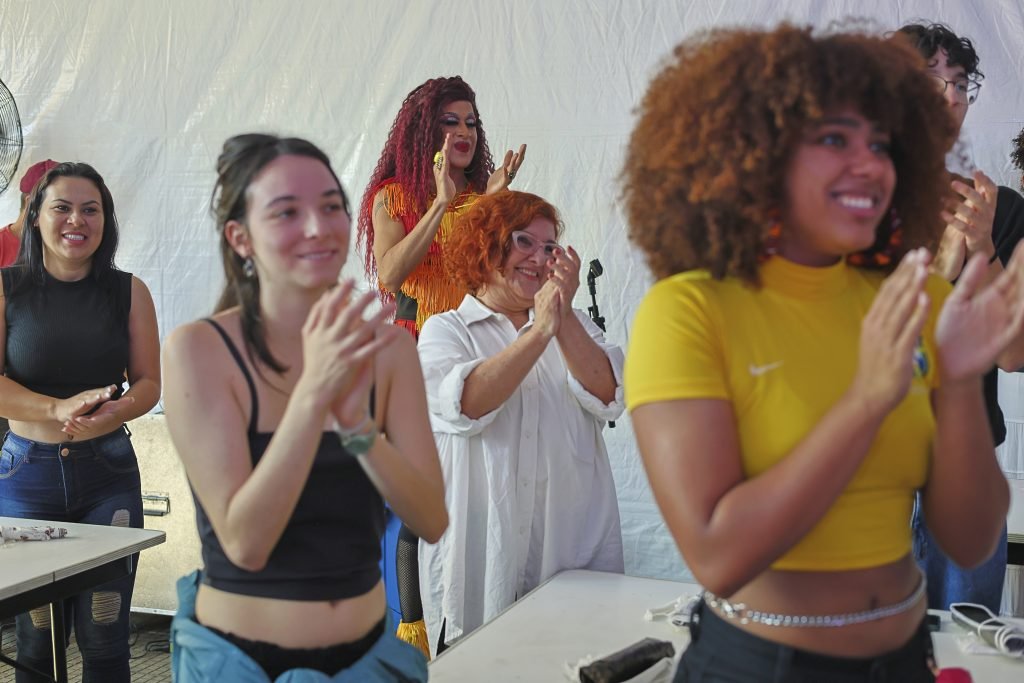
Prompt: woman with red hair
<box><xmin>416</xmin><ymin>190</ymin><xmax>624</xmax><ymax>654</ymax></box>
<box><xmin>357</xmin><ymin>75</ymin><xmax>526</xmax><ymax>335</ymax></box>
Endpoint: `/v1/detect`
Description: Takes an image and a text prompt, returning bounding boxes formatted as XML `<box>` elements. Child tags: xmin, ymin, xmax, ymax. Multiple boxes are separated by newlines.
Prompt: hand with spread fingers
<box><xmin>432</xmin><ymin>134</ymin><xmax>457</xmax><ymax>208</ymax></box>
<box><xmin>485</xmin><ymin>144</ymin><xmax>527</xmax><ymax>195</ymax></box>
<box><xmin>850</xmin><ymin>248</ymin><xmax>932</xmax><ymax>415</ymax></box>
<box><xmin>547</xmin><ymin>245</ymin><xmax>581</xmax><ymax>322</ymax></box>
<box><xmin>942</xmin><ymin>170</ymin><xmax>999</xmax><ymax>262</ymax></box>
<box><xmin>937</xmin><ymin>241</ymin><xmax>1024</xmax><ymax>383</ymax></box>
<box><xmin>298</xmin><ymin>279</ymin><xmax>399</xmax><ymax>430</ymax></box>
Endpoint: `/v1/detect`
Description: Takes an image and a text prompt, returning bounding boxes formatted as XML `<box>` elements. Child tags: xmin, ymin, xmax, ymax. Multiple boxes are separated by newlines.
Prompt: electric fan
<box><xmin>0</xmin><ymin>77</ymin><xmax>23</xmax><ymax>196</ymax></box>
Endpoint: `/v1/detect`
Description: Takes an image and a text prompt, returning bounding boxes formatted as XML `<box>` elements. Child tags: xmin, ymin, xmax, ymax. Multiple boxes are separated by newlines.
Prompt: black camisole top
<box><xmin>194</xmin><ymin>319</ymin><xmax>386</xmax><ymax>601</ymax></box>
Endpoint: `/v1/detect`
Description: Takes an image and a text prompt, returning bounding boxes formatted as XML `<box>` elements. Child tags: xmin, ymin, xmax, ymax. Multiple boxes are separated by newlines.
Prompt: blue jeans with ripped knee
<box><xmin>0</xmin><ymin>427</ymin><xmax>143</xmax><ymax>683</ymax></box>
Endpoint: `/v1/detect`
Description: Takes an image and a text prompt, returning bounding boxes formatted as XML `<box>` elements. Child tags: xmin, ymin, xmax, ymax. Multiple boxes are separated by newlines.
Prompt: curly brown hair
<box><xmin>1013</xmin><ymin>127</ymin><xmax>1024</xmax><ymax>186</ymax></box>
<box><xmin>623</xmin><ymin>25</ymin><xmax>956</xmax><ymax>283</ymax></box>
<box><xmin>445</xmin><ymin>191</ymin><xmax>563</xmax><ymax>293</ymax></box>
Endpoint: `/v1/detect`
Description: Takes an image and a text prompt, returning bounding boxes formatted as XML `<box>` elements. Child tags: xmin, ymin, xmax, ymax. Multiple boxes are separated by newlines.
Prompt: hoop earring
<box><xmin>242</xmin><ymin>257</ymin><xmax>256</xmax><ymax>279</ymax></box>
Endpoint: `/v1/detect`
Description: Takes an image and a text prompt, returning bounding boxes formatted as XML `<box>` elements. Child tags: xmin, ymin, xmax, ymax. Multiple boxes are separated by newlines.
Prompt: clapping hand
<box><xmin>942</xmin><ymin>170</ymin><xmax>998</xmax><ymax>261</ymax></box>
<box><xmin>932</xmin><ymin>224</ymin><xmax>968</xmax><ymax>282</ymax></box>
<box><xmin>533</xmin><ymin>279</ymin><xmax>563</xmax><ymax>339</ymax></box>
<box><xmin>850</xmin><ymin>248</ymin><xmax>932</xmax><ymax>415</ymax></box>
<box><xmin>486</xmin><ymin>144</ymin><xmax>527</xmax><ymax>194</ymax></box>
<box><xmin>299</xmin><ymin>280</ymin><xmax>399</xmax><ymax>430</ymax></box>
<box><xmin>547</xmin><ymin>245</ymin><xmax>581</xmax><ymax>322</ymax></box>
<box><xmin>433</xmin><ymin>134</ymin><xmax>457</xmax><ymax>207</ymax></box>
<box><xmin>936</xmin><ymin>242</ymin><xmax>1024</xmax><ymax>383</ymax></box>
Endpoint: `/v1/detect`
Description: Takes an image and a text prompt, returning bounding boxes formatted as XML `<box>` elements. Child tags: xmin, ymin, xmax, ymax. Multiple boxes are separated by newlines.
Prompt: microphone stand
<box><xmin>586</xmin><ymin>260</ymin><xmax>613</xmax><ymax>428</ymax></box>
<box><xmin>587</xmin><ymin>272</ymin><xmax>605</xmax><ymax>332</ymax></box>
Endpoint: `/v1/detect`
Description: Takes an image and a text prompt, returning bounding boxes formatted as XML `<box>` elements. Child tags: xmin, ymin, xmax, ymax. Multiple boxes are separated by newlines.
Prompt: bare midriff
<box><xmin>708</xmin><ymin>554</ymin><xmax>926</xmax><ymax>657</ymax></box>
<box><xmin>9</xmin><ymin>418</ymin><xmax>124</xmax><ymax>445</ymax></box>
<box><xmin>196</xmin><ymin>580</ymin><xmax>387</xmax><ymax>649</ymax></box>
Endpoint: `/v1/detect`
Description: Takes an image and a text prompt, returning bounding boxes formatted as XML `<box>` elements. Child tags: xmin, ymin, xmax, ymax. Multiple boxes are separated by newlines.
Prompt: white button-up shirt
<box><xmin>417</xmin><ymin>294</ymin><xmax>625</xmax><ymax>651</ymax></box>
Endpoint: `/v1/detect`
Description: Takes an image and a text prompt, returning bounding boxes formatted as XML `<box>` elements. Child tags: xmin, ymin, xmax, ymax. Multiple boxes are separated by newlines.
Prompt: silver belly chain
<box><xmin>702</xmin><ymin>574</ymin><xmax>927</xmax><ymax>628</ymax></box>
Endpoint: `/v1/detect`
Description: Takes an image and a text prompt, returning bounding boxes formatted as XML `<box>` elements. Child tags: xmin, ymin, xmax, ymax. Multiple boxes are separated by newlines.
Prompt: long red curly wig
<box><xmin>357</xmin><ymin>76</ymin><xmax>495</xmax><ymax>282</ymax></box>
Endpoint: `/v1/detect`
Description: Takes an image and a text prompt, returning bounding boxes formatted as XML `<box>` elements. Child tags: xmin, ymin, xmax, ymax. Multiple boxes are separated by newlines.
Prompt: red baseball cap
<box><xmin>19</xmin><ymin>159</ymin><xmax>61</xmax><ymax>194</ymax></box>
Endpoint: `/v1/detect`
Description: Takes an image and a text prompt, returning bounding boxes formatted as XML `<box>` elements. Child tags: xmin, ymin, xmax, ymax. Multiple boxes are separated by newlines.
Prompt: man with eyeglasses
<box><xmin>899</xmin><ymin>22</ymin><xmax>1024</xmax><ymax>615</ymax></box>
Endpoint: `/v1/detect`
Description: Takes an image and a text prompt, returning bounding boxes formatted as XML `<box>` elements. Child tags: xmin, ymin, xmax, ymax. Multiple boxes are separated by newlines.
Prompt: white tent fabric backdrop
<box><xmin>2</xmin><ymin>0</ymin><xmax>1022</xmax><ymax>582</ymax></box>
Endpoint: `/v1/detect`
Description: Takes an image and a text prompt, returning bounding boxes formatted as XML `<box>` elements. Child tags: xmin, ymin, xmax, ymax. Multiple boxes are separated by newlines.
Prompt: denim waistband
<box><xmin>171</xmin><ymin>571</ymin><xmax>428</xmax><ymax>682</ymax></box>
<box><xmin>692</xmin><ymin>599</ymin><xmax>932</xmax><ymax>674</ymax></box>
<box><xmin>4</xmin><ymin>424</ymin><xmax>130</xmax><ymax>452</ymax></box>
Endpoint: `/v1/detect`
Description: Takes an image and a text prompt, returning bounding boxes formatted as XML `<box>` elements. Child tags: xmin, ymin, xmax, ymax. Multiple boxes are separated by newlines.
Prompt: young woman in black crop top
<box><xmin>162</xmin><ymin>134</ymin><xmax>447</xmax><ymax>681</ymax></box>
<box><xmin>0</xmin><ymin>162</ymin><xmax>161</xmax><ymax>682</ymax></box>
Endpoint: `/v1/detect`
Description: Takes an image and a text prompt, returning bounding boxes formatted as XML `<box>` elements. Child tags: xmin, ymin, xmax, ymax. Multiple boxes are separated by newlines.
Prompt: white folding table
<box><xmin>429</xmin><ymin>569</ymin><xmax>1024</xmax><ymax>681</ymax></box>
<box><xmin>0</xmin><ymin>516</ymin><xmax>165</xmax><ymax>683</ymax></box>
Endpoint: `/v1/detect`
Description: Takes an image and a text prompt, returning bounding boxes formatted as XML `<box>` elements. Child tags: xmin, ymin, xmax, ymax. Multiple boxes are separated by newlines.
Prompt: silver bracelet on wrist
<box><xmin>333</xmin><ymin>415</ymin><xmax>378</xmax><ymax>457</ymax></box>
<box><xmin>335</xmin><ymin>414</ymin><xmax>374</xmax><ymax>437</ymax></box>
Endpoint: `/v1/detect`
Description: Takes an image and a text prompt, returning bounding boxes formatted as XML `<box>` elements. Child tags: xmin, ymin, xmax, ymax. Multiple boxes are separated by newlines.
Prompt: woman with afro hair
<box><xmin>624</xmin><ymin>25</ymin><xmax>1024</xmax><ymax>681</ymax></box>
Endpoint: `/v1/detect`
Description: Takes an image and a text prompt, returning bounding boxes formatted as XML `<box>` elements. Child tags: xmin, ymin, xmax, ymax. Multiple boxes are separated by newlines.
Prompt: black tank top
<box><xmin>2</xmin><ymin>266</ymin><xmax>131</xmax><ymax>399</ymax></box>
<box><xmin>194</xmin><ymin>319</ymin><xmax>386</xmax><ymax>601</ymax></box>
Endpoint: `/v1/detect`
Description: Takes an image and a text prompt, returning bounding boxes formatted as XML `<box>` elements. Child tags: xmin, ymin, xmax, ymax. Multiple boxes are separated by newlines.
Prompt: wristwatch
<box><xmin>334</xmin><ymin>416</ymin><xmax>379</xmax><ymax>456</ymax></box>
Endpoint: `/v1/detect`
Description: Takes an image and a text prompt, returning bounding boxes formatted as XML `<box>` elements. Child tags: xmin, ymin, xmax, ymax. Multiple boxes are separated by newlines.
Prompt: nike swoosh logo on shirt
<box><xmin>748</xmin><ymin>361</ymin><xmax>783</xmax><ymax>377</ymax></box>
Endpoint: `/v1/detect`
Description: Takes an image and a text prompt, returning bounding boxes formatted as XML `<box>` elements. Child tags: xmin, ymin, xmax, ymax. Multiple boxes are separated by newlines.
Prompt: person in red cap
<box><xmin>0</xmin><ymin>159</ymin><xmax>60</xmax><ymax>267</ymax></box>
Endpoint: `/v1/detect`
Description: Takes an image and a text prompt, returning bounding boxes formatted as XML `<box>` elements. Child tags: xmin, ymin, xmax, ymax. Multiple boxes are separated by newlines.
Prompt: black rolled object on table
<box><xmin>578</xmin><ymin>637</ymin><xmax>676</xmax><ymax>683</ymax></box>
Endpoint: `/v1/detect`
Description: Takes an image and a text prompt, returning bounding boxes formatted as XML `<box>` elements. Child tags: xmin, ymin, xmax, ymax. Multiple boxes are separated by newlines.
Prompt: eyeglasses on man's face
<box><xmin>928</xmin><ymin>73</ymin><xmax>981</xmax><ymax>105</ymax></box>
<box><xmin>510</xmin><ymin>230</ymin><xmax>561</xmax><ymax>258</ymax></box>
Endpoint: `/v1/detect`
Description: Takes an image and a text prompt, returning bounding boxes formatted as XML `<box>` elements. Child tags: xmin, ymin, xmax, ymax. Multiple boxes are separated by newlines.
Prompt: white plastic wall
<box><xmin>2</xmin><ymin>0</ymin><xmax>1022</xmax><ymax>581</ymax></box>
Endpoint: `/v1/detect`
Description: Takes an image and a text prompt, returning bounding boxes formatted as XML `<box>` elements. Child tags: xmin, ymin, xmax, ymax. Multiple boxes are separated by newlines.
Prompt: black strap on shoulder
<box><xmin>202</xmin><ymin>318</ymin><xmax>259</xmax><ymax>434</ymax></box>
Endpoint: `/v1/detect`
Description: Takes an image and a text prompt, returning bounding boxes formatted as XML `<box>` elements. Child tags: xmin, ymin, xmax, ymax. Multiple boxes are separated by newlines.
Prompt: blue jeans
<box><xmin>0</xmin><ymin>428</ymin><xmax>142</xmax><ymax>683</ymax></box>
<box><xmin>911</xmin><ymin>492</ymin><xmax>1006</xmax><ymax>612</ymax></box>
<box><xmin>171</xmin><ymin>571</ymin><xmax>428</xmax><ymax>682</ymax></box>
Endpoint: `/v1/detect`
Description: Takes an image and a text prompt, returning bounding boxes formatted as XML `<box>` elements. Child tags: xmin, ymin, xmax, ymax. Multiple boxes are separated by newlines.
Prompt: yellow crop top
<box><xmin>625</xmin><ymin>256</ymin><xmax>952</xmax><ymax>571</ymax></box>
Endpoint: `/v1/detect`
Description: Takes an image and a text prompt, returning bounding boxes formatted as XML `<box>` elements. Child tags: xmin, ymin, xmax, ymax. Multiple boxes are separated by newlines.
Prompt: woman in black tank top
<box><xmin>162</xmin><ymin>134</ymin><xmax>447</xmax><ymax>682</ymax></box>
<box><xmin>0</xmin><ymin>162</ymin><xmax>161</xmax><ymax>683</ymax></box>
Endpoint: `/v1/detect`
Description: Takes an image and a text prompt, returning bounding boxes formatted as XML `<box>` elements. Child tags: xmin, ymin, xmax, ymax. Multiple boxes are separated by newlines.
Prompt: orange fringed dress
<box><xmin>373</xmin><ymin>179</ymin><xmax>481</xmax><ymax>332</ymax></box>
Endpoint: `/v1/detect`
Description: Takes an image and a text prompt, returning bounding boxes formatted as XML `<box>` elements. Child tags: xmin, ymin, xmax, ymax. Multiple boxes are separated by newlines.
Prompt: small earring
<box><xmin>847</xmin><ymin>209</ymin><xmax>903</xmax><ymax>268</ymax></box>
<box><xmin>759</xmin><ymin>216</ymin><xmax>782</xmax><ymax>262</ymax></box>
<box><xmin>242</xmin><ymin>257</ymin><xmax>255</xmax><ymax>278</ymax></box>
